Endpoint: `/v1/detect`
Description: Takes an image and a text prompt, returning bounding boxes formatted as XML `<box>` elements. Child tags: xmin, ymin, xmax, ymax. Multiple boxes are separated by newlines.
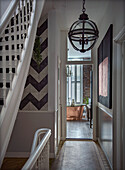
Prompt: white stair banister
<box><xmin>8</xmin><ymin>22</ymin><xmax>12</xmax><ymax>90</ymax></box>
<box><xmin>22</xmin><ymin>129</ymin><xmax>51</xmax><ymax>170</ymax></box>
<box><xmin>0</xmin><ymin>0</ymin><xmax>34</xmax><ymax>112</ymax></box>
<box><xmin>21</xmin><ymin>0</ymin><xmax>25</xmax><ymax>41</ymax></box>
<box><xmin>28</xmin><ymin>0</ymin><xmax>31</xmax><ymax>25</ymax></box>
<box><xmin>18</xmin><ymin>1</ymin><xmax>22</xmax><ymax>57</ymax></box>
<box><xmin>2</xmin><ymin>42</ymin><xmax>6</xmax><ymax>107</ymax></box>
<box><xmin>25</xmin><ymin>0</ymin><xmax>28</xmax><ymax>36</ymax></box>
<box><xmin>0</xmin><ymin>0</ymin><xmax>20</xmax><ymax>34</ymax></box>
<box><xmin>0</xmin><ymin>0</ymin><xmax>45</xmax><ymax>167</ymax></box>
<box><xmin>14</xmin><ymin>11</ymin><xmax>18</xmax><ymax>74</ymax></box>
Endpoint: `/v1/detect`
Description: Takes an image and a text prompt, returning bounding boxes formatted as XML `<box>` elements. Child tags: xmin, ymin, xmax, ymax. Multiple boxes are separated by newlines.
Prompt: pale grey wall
<box><xmin>0</xmin><ymin>0</ymin><xmax>12</xmax><ymax>19</ymax></box>
<box><xmin>48</xmin><ymin>9</ymin><xmax>61</xmax><ymax>112</ymax></box>
<box><xmin>6</xmin><ymin>9</ymin><xmax>61</xmax><ymax>158</ymax></box>
<box><xmin>7</xmin><ymin>111</ymin><xmax>55</xmax><ymax>156</ymax></box>
<box><xmin>98</xmin><ymin>108</ymin><xmax>112</xmax><ymax>166</ymax></box>
<box><xmin>92</xmin><ymin>0</ymin><xmax>125</xmax><ymax>169</ymax></box>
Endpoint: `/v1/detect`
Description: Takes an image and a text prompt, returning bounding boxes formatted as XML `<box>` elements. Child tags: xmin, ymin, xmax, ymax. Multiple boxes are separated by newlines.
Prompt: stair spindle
<box><xmin>14</xmin><ymin>11</ymin><xmax>18</xmax><ymax>74</ymax></box>
<box><xmin>18</xmin><ymin>2</ymin><xmax>22</xmax><ymax>61</ymax></box>
<box><xmin>9</xmin><ymin>23</ymin><xmax>12</xmax><ymax>90</ymax></box>
<box><xmin>2</xmin><ymin>43</ymin><xmax>6</xmax><ymax>107</ymax></box>
<box><xmin>38</xmin><ymin>136</ymin><xmax>41</xmax><ymax>170</ymax></box>
<box><xmin>28</xmin><ymin>0</ymin><xmax>31</xmax><ymax>25</ymax></box>
<box><xmin>0</xmin><ymin>0</ymin><xmax>35</xmax><ymax>111</ymax></box>
<box><xmin>25</xmin><ymin>0</ymin><xmax>28</xmax><ymax>37</ymax></box>
<box><xmin>22</xmin><ymin>0</ymin><xmax>25</xmax><ymax>43</ymax></box>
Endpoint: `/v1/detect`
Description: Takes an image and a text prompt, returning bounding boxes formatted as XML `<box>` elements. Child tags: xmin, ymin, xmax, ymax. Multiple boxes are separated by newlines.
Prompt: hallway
<box><xmin>67</xmin><ymin>120</ymin><xmax>93</xmax><ymax>139</ymax></box>
<box><xmin>0</xmin><ymin>0</ymin><xmax>125</xmax><ymax>169</ymax></box>
<box><xmin>51</xmin><ymin>140</ymin><xmax>111</xmax><ymax>170</ymax></box>
<box><xmin>1</xmin><ymin>141</ymin><xmax>110</xmax><ymax>170</ymax></box>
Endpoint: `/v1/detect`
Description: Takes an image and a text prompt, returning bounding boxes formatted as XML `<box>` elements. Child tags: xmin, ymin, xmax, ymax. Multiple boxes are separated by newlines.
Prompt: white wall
<box><xmin>48</xmin><ymin>11</ymin><xmax>56</xmax><ymax>112</ymax></box>
<box><xmin>4</xmin><ymin>0</ymin><xmax>125</xmax><ymax>167</ymax></box>
<box><xmin>48</xmin><ymin>10</ymin><xmax>58</xmax><ymax>112</ymax></box>
<box><xmin>0</xmin><ymin>0</ymin><xmax>12</xmax><ymax>19</ymax></box>
<box><xmin>60</xmin><ymin>31</ymin><xmax>67</xmax><ymax>140</ymax></box>
<box><xmin>6</xmin><ymin>9</ymin><xmax>62</xmax><ymax>160</ymax></box>
<box><xmin>48</xmin><ymin>9</ymin><xmax>61</xmax><ymax>153</ymax></box>
<box><xmin>123</xmin><ymin>42</ymin><xmax>125</xmax><ymax>170</ymax></box>
<box><xmin>48</xmin><ymin>10</ymin><xmax>61</xmax><ymax>112</ymax></box>
<box><xmin>92</xmin><ymin>0</ymin><xmax>125</xmax><ymax>169</ymax></box>
<box><xmin>6</xmin><ymin>111</ymin><xmax>55</xmax><ymax>158</ymax></box>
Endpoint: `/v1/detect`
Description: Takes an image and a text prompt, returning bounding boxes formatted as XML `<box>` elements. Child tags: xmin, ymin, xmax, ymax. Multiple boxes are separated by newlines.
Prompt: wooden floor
<box><xmin>1</xmin><ymin>158</ymin><xmax>28</xmax><ymax>170</ymax></box>
<box><xmin>67</xmin><ymin>120</ymin><xmax>93</xmax><ymax>139</ymax></box>
<box><xmin>1</xmin><ymin>121</ymin><xmax>109</xmax><ymax>170</ymax></box>
<box><xmin>51</xmin><ymin>140</ymin><xmax>111</xmax><ymax>170</ymax></box>
<box><xmin>1</xmin><ymin>141</ymin><xmax>111</xmax><ymax>170</ymax></box>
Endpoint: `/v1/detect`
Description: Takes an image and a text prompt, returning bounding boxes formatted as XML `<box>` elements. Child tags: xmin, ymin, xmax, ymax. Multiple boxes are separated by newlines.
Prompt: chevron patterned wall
<box><xmin>19</xmin><ymin>16</ymin><xmax>48</xmax><ymax>111</ymax></box>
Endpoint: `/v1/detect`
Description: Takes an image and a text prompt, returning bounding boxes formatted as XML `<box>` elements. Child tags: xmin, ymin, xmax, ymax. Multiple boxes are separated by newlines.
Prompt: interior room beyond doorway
<box><xmin>66</xmin><ymin>64</ymin><xmax>93</xmax><ymax>139</ymax></box>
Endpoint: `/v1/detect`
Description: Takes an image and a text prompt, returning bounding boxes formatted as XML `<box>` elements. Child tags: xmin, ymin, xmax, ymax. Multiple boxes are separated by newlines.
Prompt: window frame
<box><xmin>66</xmin><ymin>65</ymin><xmax>83</xmax><ymax>105</ymax></box>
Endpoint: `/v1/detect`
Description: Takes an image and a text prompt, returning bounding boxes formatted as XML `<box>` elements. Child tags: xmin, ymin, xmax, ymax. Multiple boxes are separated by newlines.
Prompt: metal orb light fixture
<box><xmin>68</xmin><ymin>0</ymin><xmax>99</xmax><ymax>53</ymax></box>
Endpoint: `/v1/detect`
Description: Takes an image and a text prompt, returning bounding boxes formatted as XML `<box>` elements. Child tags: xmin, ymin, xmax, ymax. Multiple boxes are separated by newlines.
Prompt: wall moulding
<box><xmin>114</xmin><ymin>26</ymin><xmax>125</xmax><ymax>43</ymax></box>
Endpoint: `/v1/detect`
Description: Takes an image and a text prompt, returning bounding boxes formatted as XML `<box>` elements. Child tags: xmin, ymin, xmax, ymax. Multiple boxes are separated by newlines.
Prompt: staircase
<box><xmin>0</xmin><ymin>0</ymin><xmax>45</xmax><ymax>167</ymax></box>
<box><xmin>0</xmin><ymin>0</ymin><xmax>33</xmax><ymax>111</ymax></box>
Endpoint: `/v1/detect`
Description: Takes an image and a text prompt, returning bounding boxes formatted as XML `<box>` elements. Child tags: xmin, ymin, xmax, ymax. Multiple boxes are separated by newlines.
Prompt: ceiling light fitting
<box><xmin>68</xmin><ymin>0</ymin><xmax>99</xmax><ymax>53</ymax></box>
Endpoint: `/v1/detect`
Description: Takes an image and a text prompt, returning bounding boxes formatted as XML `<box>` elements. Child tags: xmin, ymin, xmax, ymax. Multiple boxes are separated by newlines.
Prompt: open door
<box><xmin>90</xmin><ymin>70</ymin><xmax>93</xmax><ymax>128</ymax></box>
<box><xmin>57</xmin><ymin>59</ymin><xmax>61</xmax><ymax>145</ymax></box>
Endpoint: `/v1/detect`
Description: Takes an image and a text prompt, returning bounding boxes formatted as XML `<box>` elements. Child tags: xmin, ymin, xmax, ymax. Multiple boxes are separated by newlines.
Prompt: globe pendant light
<box><xmin>68</xmin><ymin>0</ymin><xmax>99</xmax><ymax>53</ymax></box>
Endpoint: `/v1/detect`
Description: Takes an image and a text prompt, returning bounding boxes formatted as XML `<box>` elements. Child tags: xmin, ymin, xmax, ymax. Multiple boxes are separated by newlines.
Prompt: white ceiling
<box><xmin>42</xmin><ymin>0</ymin><xmax>109</xmax><ymax>29</ymax></box>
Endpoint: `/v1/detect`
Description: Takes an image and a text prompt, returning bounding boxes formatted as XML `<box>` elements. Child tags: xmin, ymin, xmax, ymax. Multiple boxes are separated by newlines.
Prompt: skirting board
<box><xmin>98</xmin><ymin>138</ymin><xmax>112</xmax><ymax>169</ymax></box>
<box><xmin>5</xmin><ymin>152</ymin><xmax>30</xmax><ymax>158</ymax></box>
<box><xmin>5</xmin><ymin>152</ymin><xmax>55</xmax><ymax>159</ymax></box>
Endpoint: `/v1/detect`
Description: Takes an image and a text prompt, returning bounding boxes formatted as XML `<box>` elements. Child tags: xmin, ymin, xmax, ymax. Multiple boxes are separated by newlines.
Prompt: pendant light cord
<box><xmin>68</xmin><ymin>0</ymin><xmax>99</xmax><ymax>53</ymax></box>
<box><xmin>82</xmin><ymin>0</ymin><xmax>86</xmax><ymax>13</ymax></box>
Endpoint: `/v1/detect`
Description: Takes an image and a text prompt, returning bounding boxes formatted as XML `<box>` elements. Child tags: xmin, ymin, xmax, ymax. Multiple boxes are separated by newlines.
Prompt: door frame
<box><xmin>60</xmin><ymin>30</ymin><xmax>96</xmax><ymax>141</ymax></box>
<box><xmin>113</xmin><ymin>26</ymin><xmax>125</xmax><ymax>170</ymax></box>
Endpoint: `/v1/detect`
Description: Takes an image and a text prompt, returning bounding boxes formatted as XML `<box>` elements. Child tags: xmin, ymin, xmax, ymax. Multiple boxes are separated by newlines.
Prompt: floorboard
<box><xmin>51</xmin><ymin>140</ymin><xmax>111</xmax><ymax>170</ymax></box>
<box><xmin>1</xmin><ymin>158</ymin><xmax>28</xmax><ymax>170</ymax></box>
<box><xmin>67</xmin><ymin>120</ymin><xmax>93</xmax><ymax>139</ymax></box>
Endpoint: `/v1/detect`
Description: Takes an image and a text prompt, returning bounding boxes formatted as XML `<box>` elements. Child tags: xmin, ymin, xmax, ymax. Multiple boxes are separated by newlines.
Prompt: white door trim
<box><xmin>60</xmin><ymin>30</ymin><xmax>95</xmax><ymax>140</ymax></box>
<box><xmin>113</xmin><ymin>26</ymin><xmax>125</xmax><ymax>170</ymax></box>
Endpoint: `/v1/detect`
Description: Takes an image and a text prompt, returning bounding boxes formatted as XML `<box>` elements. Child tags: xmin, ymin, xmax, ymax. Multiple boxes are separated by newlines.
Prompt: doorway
<box><xmin>66</xmin><ymin>64</ymin><xmax>93</xmax><ymax>139</ymax></box>
<box><xmin>60</xmin><ymin>31</ymin><xmax>95</xmax><ymax>140</ymax></box>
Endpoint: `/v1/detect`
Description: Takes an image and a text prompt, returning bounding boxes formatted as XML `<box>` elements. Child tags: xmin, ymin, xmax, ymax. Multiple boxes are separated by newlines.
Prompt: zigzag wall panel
<box><xmin>19</xmin><ymin>16</ymin><xmax>48</xmax><ymax>111</ymax></box>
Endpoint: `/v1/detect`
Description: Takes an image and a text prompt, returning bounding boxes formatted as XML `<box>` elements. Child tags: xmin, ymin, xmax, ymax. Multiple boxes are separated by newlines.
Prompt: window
<box><xmin>66</xmin><ymin>65</ymin><xmax>83</xmax><ymax>106</ymax></box>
